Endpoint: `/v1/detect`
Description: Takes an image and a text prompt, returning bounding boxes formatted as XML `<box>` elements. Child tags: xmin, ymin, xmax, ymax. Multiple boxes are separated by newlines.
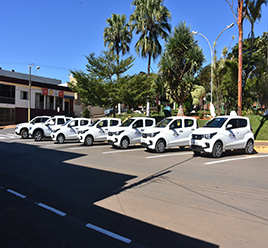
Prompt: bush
<box><xmin>199</xmin><ymin>111</ymin><xmax>204</xmax><ymax>119</ymax></box>
<box><xmin>82</xmin><ymin>108</ymin><xmax>90</xmax><ymax>118</ymax></box>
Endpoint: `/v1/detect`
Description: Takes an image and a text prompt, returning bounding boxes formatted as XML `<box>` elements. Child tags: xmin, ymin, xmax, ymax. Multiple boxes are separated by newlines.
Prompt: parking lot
<box><xmin>1</xmin><ymin>127</ymin><xmax>268</xmax><ymax>248</ymax></box>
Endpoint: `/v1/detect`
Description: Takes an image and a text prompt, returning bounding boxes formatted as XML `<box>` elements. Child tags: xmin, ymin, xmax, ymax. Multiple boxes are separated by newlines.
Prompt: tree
<box><xmin>225</xmin><ymin>0</ymin><xmax>249</xmax><ymax>115</ymax></box>
<box><xmin>129</xmin><ymin>0</ymin><xmax>171</xmax><ymax>75</ymax></box>
<box><xmin>244</xmin><ymin>0</ymin><xmax>267</xmax><ymax>84</ymax></box>
<box><xmin>104</xmin><ymin>13</ymin><xmax>132</xmax><ymax>59</ymax></box>
<box><xmin>69</xmin><ymin>50</ymin><xmax>135</xmax><ymax>116</ymax></box>
<box><xmin>158</xmin><ymin>22</ymin><xmax>205</xmax><ymax>116</ymax></box>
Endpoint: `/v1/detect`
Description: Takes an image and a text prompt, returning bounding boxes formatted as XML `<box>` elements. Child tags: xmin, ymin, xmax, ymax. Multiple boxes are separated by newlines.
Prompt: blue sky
<box><xmin>1</xmin><ymin>0</ymin><xmax>267</xmax><ymax>84</ymax></box>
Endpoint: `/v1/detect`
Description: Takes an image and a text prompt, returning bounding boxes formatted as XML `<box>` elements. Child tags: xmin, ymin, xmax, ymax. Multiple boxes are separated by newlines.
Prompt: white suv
<box><xmin>141</xmin><ymin>116</ymin><xmax>198</xmax><ymax>153</ymax></box>
<box><xmin>107</xmin><ymin>117</ymin><xmax>156</xmax><ymax>149</ymax></box>
<box><xmin>15</xmin><ymin>116</ymin><xmax>51</xmax><ymax>139</ymax></box>
<box><xmin>190</xmin><ymin>114</ymin><xmax>254</xmax><ymax>158</ymax></box>
<box><xmin>77</xmin><ymin>118</ymin><xmax>121</xmax><ymax>146</ymax></box>
<box><xmin>29</xmin><ymin>116</ymin><xmax>73</xmax><ymax>141</ymax></box>
<box><xmin>51</xmin><ymin>118</ymin><xmax>91</xmax><ymax>144</ymax></box>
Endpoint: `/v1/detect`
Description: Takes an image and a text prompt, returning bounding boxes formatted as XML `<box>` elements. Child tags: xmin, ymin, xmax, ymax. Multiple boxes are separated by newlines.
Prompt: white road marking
<box><xmin>70</xmin><ymin>145</ymin><xmax>108</xmax><ymax>150</ymax></box>
<box><xmin>146</xmin><ymin>152</ymin><xmax>193</xmax><ymax>159</ymax></box>
<box><xmin>86</xmin><ymin>223</ymin><xmax>131</xmax><ymax>244</ymax></box>
<box><xmin>204</xmin><ymin>154</ymin><xmax>268</xmax><ymax>165</ymax></box>
<box><xmin>7</xmin><ymin>189</ymin><xmax>26</xmax><ymax>199</ymax></box>
<box><xmin>36</xmin><ymin>202</ymin><xmax>67</xmax><ymax>216</ymax></box>
<box><xmin>102</xmin><ymin>148</ymin><xmax>144</xmax><ymax>154</ymax></box>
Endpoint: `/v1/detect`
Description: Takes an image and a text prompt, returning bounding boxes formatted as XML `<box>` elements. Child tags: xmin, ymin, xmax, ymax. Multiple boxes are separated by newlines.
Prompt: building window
<box><xmin>0</xmin><ymin>108</ymin><xmax>15</xmax><ymax>125</ymax></box>
<box><xmin>46</xmin><ymin>95</ymin><xmax>54</xmax><ymax>110</ymax></box>
<box><xmin>0</xmin><ymin>83</ymin><xmax>15</xmax><ymax>104</ymax></box>
<box><xmin>55</xmin><ymin>97</ymin><xmax>63</xmax><ymax>112</ymax></box>
<box><xmin>35</xmin><ymin>93</ymin><xmax>44</xmax><ymax>109</ymax></box>
<box><xmin>20</xmin><ymin>91</ymin><xmax>28</xmax><ymax>100</ymax></box>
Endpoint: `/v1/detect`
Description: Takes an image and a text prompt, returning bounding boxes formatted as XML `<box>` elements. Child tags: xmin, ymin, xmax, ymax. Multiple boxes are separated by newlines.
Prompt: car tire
<box><xmin>245</xmin><ymin>139</ymin><xmax>254</xmax><ymax>154</ymax></box>
<box><xmin>212</xmin><ymin>141</ymin><xmax>223</xmax><ymax>158</ymax></box>
<box><xmin>21</xmin><ymin>129</ymin><xmax>29</xmax><ymax>139</ymax></box>
<box><xmin>57</xmin><ymin>134</ymin><xmax>65</xmax><ymax>144</ymax></box>
<box><xmin>84</xmin><ymin>135</ymin><xmax>93</xmax><ymax>146</ymax></box>
<box><xmin>34</xmin><ymin>131</ymin><xmax>43</xmax><ymax>141</ymax></box>
<box><xmin>156</xmin><ymin>139</ymin><xmax>165</xmax><ymax>153</ymax></box>
<box><xmin>120</xmin><ymin>137</ymin><xmax>129</xmax><ymax>149</ymax></box>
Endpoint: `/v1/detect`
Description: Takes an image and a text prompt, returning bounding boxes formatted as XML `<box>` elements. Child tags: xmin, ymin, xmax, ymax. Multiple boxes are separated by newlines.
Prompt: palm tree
<box><xmin>245</xmin><ymin>0</ymin><xmax>267</xmax><ymax>84</ymax></box>
<box><xmin>103</xmin><ymin>13</ymin><xmax>132</xmax><ymax>59</ymax></box>
<box><xmin>103</xmin><ymin>13</ymin><xmax>132</xmax><ymax>115</ymax></box>
<box><xmin>129</xmin><ymin>0</ymin><xmax>171</xmax><ymax>75</ymax></box>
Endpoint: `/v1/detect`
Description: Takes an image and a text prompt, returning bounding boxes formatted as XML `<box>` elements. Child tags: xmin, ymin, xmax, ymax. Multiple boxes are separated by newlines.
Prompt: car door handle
<box><xmin>105</xmin><ymin>128</ymin><xmax>108</xmax><ymax>131</ymax></box>
<box><xmin>179</xmin><ymin>130</ymin><xmax>183</xmax><ymax>133</ymax></box>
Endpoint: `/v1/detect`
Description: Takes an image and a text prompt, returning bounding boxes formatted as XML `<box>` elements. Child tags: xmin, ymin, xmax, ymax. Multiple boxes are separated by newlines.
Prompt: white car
<box><xmin>51</xmin><ymin>118</ymin><xmax>92</xmax><ymax>144</ymax></box>
<box><xmin>29</xmin><ymin>116</ymin><xmax>73</xmax><ymax>141</ymax></box>
<box><xmin>190</xmin><ymin>113</ymin><xmax>254</xmax><ymax>158</ymax></box>
<box><xmin>77</xmin><ymin>118</ymin><xmax>121</xmax><ymax>146</ymax></box>
<box><xmin>14</xmin><ymin>116</ymin><xmax>51</xmax><ymax>139</ymax></box>
<box><xmin>140</xmin><ymin>116</ymin><xmax>198</xmax><ymax>153</ymax></box>
<box><xmin>107</xmin><ymin>117</ymin><xmax>156</xmax><ymax>149</ymax></box>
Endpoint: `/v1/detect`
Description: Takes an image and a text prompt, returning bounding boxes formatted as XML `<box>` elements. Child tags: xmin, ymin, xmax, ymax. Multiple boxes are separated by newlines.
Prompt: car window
<box><xmin>156</xmin><ymin>118</ymin><xmax>172</xmax><ymax>128</ymax></box>
<box><xmin>31</xmin><ymin>117</ymin><xmax>41</xmax><ymax>124</ymax></box>
<box><xmin>80</xmin><ymin>120</ymin><xmax>89</xmax><ymax>126</ymax></box>
<box><xmin>145</xmin><ymin>119</ymin><xmax>154</xmax><ymax>127</ymax></box>
<box><xmin>170</xmin><ymin>119</ymin><xmax>181</xmax><ymax>129</ymax></box>
<box><xmin>121</xmin><ymin>118</ymin><xmax>135</xmax><ymax>127</ymax></box>
<box><xmin>238</xmin><ymin>119</ymin><xmax>247</xmax><ymax>128</ymax></box>
<box><xmin>50</xmin><ymin>118</ymin><xmax>56</xmax><ymax>126</ymax></box>
<box><xmin>58</xmin><ymin>118</ymin><xmax>65</xmax><ymax>125</ymax></box>
<box><xmin>41</xmin><ymin>117</ymin><xmax>49</xmax><ymax>122</ymax></box>
<box><xmin>185</xmin><ymin>119</ymin><xmax>194</xmax><ymax>127</ymax></box>
<box><xmin>98</xmin><ymin>120</ymin><xmax>108</xmax><ymax>128</ymax></box>
<box><xmin>110</xmin><ymin>120</ymin><xmax>119</xmax><ymax>126</ymax></box>
<box><xmin>133</xmin><ymin>120</ymin><xmax>143</xmax><ymax>128</ymax></box>
<box><xmin>70</xmin><ymin>120</ymin><xmax>78</xmax><ymax>127</ymax></box>
<box><xmin>227</xmin><ymin>119</ymin><xmax>238</xmax><ymax>129</ymax></box>
<box><xmin>204</xmin><ymin>117</ymin><xmax>227</xmax><ymax>128</ymax></box>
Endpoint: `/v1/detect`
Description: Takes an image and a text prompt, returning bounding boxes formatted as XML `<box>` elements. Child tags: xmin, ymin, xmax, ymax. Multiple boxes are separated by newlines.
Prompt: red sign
<box><xmin>42</xmin><ymin>88</ymin><xmax>64</xmax><ymax>97</ymax></box>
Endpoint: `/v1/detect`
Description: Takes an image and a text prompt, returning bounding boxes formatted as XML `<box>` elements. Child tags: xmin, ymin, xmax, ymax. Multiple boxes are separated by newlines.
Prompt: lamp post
<box><xmin>28</xmin><ymin>64</ymin><xmax>40</xmax><ymax>122</ymax></box>
<box><xmin>192</xmin><ymin>23</ymin><xmax>234</xmax><ymax>116</ymax></box>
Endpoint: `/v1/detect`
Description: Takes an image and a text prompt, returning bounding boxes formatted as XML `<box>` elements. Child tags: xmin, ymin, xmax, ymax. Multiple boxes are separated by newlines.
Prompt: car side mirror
<box><xmin>226</xmin><ymin>124</ymin><xmax>233</xmax><ymax>130</ymax></box>
<box><xmin>170</xmin><ymin>125</ymin><xmax>174</xmax><ymax>129</ymax></box>
<box><xmin>133</xmin><ymin>124</ymin><xmax>137</xmax><ymax>128</ymax></box>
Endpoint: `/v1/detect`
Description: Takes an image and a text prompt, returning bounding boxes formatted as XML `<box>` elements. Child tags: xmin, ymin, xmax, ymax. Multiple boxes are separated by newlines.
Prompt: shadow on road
<box><xmin>0</xmin><ymin>141</ymin><xmax>219</xmax><ymax>248</ymax></box>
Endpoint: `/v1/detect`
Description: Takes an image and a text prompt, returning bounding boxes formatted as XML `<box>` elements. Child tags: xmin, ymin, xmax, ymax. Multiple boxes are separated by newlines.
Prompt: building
<box><xmin>0</xmin><ymin>69</ymin><xmax>75</xmax><ymax>125</ymax></box>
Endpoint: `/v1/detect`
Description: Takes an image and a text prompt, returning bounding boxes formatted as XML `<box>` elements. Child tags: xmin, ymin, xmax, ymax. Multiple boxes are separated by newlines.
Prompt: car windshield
<box><xmin>156</xmin><ymin>118</ymin><xmax>172</xmax><ymax>128</ymax></box>
<box><xmin>120</xmin><ymin>118</ymin><xmax>135</xmax><ymax>127</ymax></box>
<box><xmin>62</xmin><ymin>119</ymin><xmax>72</xmax><ymax>126</ymax></box>
<box><xmin>204</xmin><ymin>117</ymin><xmax>228</xmax><ymax>128</ymax></box>
<box><xmin>91</xmin><ymin>119</ymin><xmax>100</xmax><ymax>126</ymax></box>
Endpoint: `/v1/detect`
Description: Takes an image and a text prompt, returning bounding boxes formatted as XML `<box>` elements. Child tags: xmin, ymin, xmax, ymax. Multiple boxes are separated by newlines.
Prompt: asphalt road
<box><xmin>1</xmin><ymin>128</ymin><xmax>268</xmax><ymax>248</ymax></box>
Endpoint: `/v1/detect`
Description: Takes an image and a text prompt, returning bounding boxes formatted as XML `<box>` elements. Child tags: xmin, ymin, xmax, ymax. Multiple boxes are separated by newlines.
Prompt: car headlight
<box><xmin>148</xmin><ymin>131</ymin><xmax>160</xmax><ymax>138</ymax></box>
<box><xmin>204</xmin><ymin>132</ymin><xmax>217</xmax><ymax>139</ymax></box>
<box><xmin>115</xmin><ymin>130</ymin><xmax>124</xmax><ymax>135</ymax></box>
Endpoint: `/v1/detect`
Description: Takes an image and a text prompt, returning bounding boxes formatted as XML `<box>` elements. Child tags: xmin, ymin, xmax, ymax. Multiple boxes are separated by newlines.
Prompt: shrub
<box><xmin>82</xmin><ymin>108</ymin><xmax>90</xmax><ymax>118</ymax></box>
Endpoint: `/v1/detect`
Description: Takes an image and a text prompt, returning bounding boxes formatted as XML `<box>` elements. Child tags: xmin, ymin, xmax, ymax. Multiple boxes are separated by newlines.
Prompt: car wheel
<box><xmin>34</xmin><ymin>131</ymin><xmax>43</xmax><ymax>141</ymax></box>
<box><xmin>245</xmin><ymin>139</ymin><xmax>254</xmax><ymax>154</ymax></box>
<box><xmin>57</xmin><ymin>134</ymin><xmax>65</xmax><ymax>144</ymax></box>
<box><xmin>212</xmin><ymin>141</ymin><xmax>223</xmax><ymax>158</ymax></box>
<box><xmin>84</xmin><ymin>135</ymin><xmax>93</xmax><ymax>146</ymax></box>
<box><xmin>21</xmin><ymin>129</ymin><xmax>29</xmax><ymax>139</ymax></box>
<box><xmin>120</xmin><ymin>137</ymin><xmax>129</xmax><ymax>149</ymax></box>
<box><xmin>156</xmin><ymin>139</ymin><xmax>165</xmax><ymax>153</ymax></box>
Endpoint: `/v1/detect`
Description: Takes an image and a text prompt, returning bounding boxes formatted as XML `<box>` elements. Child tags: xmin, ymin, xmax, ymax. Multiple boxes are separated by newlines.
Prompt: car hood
<box><xmin>143</xmin><ymin>127</ymin><xmax>165</xmax><ymax>134</ymax></box>
<box><xmin>192</xmin><ymin>127</ymin><xmax>221</xmax><ymax>135</ymax></box>
<box><xmin>17</xmin><ymin>122</ymin><xmax>30</xmax><ymax>127</ymax></box>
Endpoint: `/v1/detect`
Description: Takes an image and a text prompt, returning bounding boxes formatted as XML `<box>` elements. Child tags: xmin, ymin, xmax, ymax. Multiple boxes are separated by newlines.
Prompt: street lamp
<box><xmin>28</xmin><ymin>64</ymin><xmax>40</xmax><ymax>122</ymax></box>
<box><xmin>192</xmin><ymin>23</ymin><xmax>234</xmax><ymax>116</ymax></box>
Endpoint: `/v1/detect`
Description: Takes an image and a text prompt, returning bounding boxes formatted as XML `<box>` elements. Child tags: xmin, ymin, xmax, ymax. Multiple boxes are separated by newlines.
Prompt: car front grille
<box><xmin>192</xmin><ymin>134</ymin><xmax>203</xmax><ymax>140</ymax></box>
